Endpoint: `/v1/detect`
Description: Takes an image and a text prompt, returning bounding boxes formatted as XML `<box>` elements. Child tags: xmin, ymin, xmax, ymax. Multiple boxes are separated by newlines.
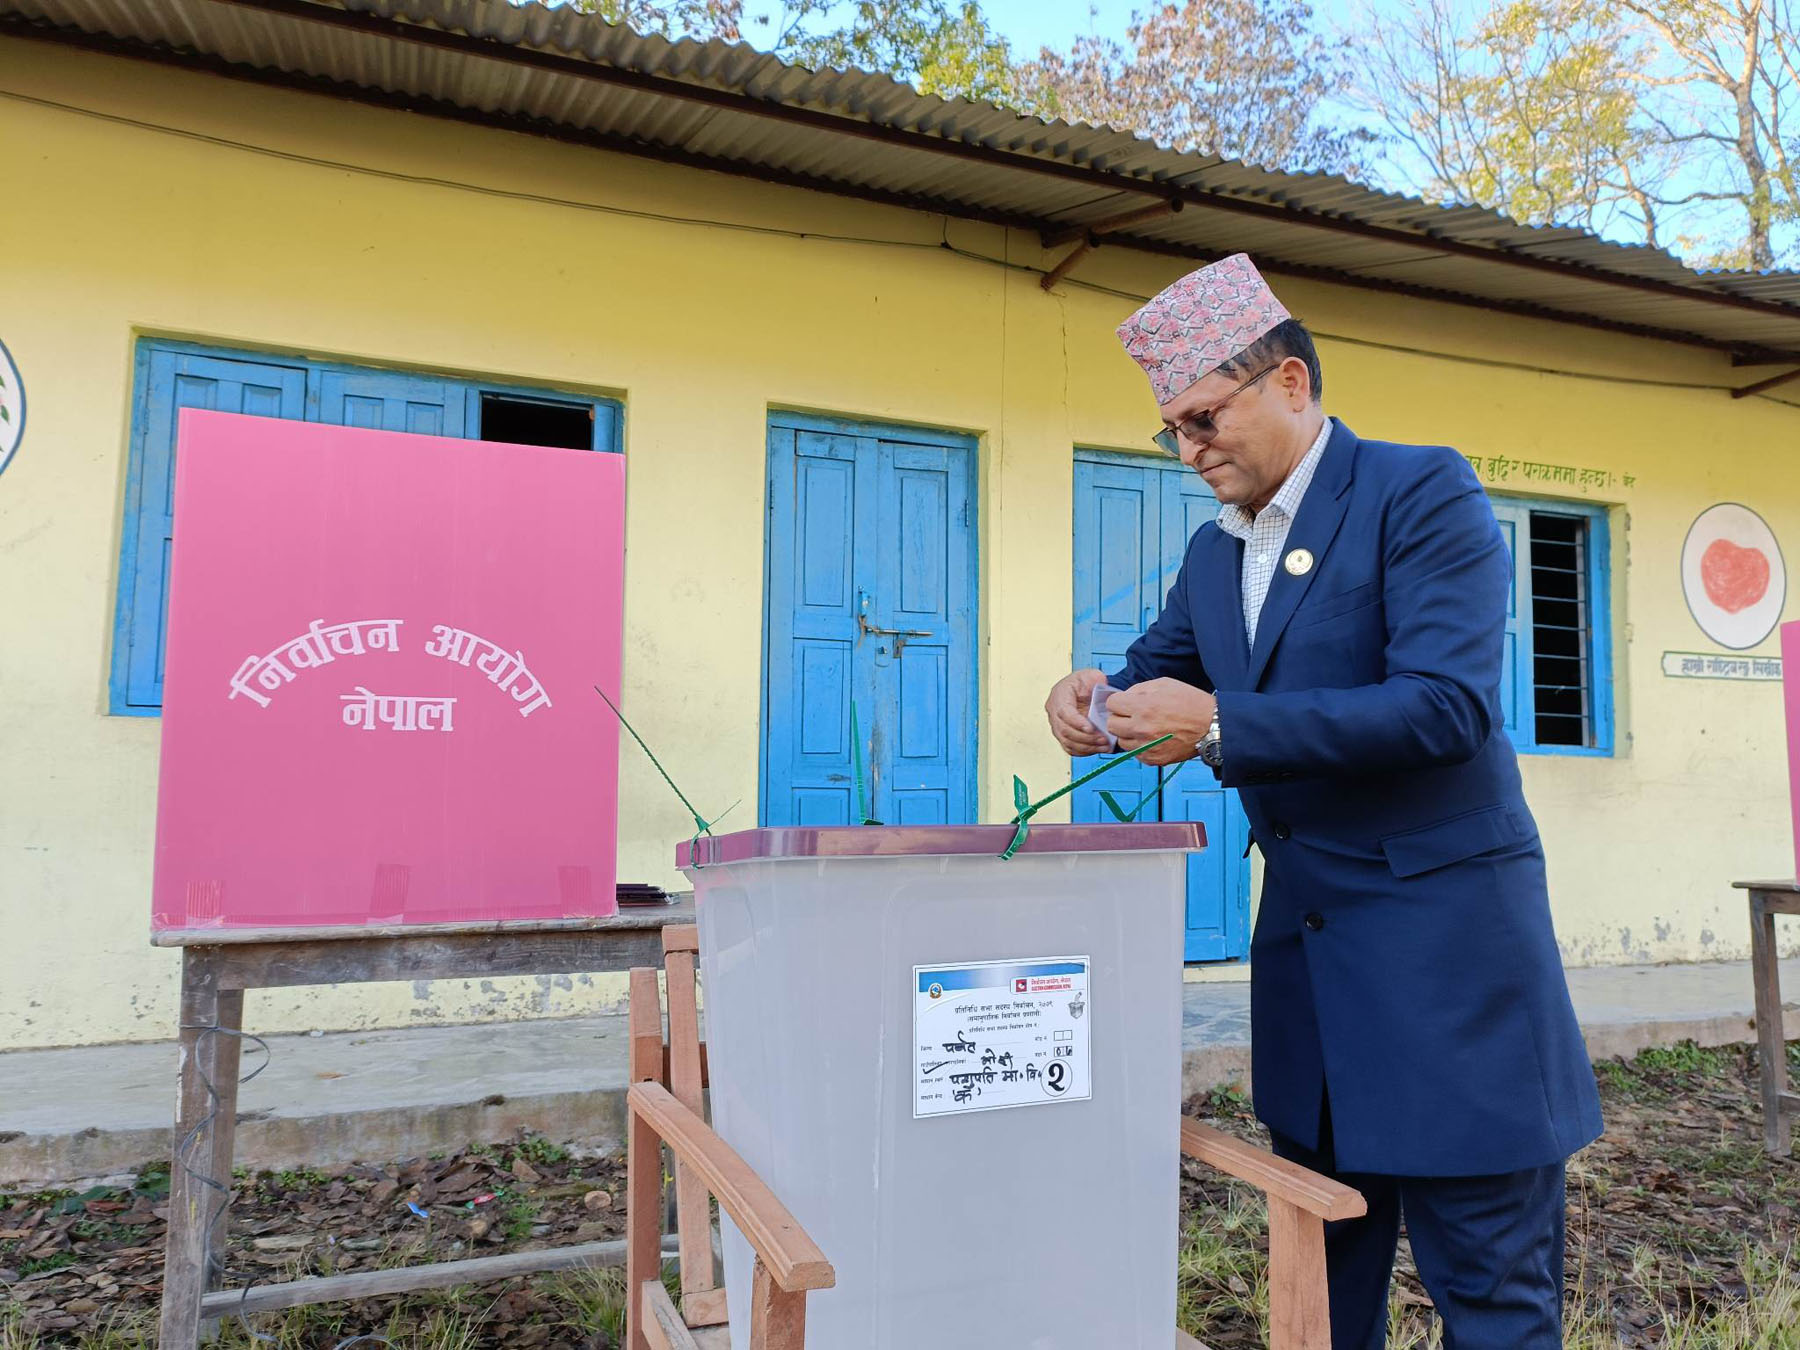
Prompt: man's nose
<box><xmin>1180</xmin><ymin>441</ymin><xmax>1202</xmax><ymax>470</ymax></box>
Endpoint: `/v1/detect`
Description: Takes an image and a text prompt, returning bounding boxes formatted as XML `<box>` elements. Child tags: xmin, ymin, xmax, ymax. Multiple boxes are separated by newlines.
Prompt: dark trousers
<box><xmin>1268</xmin><ymin>1098</ymin><xmax>1567</xmax><ymax>1350</ymax></box>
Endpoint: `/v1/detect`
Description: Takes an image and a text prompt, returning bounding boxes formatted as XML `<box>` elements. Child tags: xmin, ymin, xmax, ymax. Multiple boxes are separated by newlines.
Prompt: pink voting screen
<box><xmin>1786</xmin><ymin>623</ymin><xmax>1800</xmax><ymax>883</ymax></box>
<box><xmin>152</xmin><ymin>410</ymin><xmax>623</xmax><ymax>932</ymax></box>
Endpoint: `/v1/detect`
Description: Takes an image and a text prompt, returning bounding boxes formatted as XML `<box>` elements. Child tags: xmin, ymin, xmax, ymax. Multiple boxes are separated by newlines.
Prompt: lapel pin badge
<box><xmin>1284</xmin><ymin>548</ymin><xmax>1314</xmax><ymax>577</ymax></box>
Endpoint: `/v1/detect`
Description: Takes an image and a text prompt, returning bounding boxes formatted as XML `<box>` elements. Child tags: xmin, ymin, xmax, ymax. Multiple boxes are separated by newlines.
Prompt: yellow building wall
<box><xmin>3</xmin><ymin>39</ymin><xmax>1797</xmax><ymax>1049</ymax></box>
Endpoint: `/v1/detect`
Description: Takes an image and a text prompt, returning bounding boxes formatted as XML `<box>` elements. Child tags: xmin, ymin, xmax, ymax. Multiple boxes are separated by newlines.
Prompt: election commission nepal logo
<box><xmin>0</xmin><ymin>339</ymin><xmax>23</xmax><ymax>479</ymax></box>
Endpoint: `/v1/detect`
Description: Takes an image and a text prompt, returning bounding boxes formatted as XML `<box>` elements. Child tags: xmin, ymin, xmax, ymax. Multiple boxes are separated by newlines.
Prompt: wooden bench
<box><xmin>625</xmin><ymin>927</ymin><xmax>833</xmax><ymax>1349</ymax></box>
<box><xmin>626</xmin><ymin>925</ymin><xmax>1362</xmax><ymax>1349</ymax></box>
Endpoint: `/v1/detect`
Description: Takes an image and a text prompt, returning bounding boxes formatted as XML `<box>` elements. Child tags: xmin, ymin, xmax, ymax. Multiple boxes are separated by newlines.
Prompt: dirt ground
<box><xmin>3</xmin><ymin>1039</ymin><xmax>1798</xmax><ymax>1347</ymax></box>
<box><xmin>1179</xmin><ymin>1040</ymin><xmax>1800</xmax><ymax>1347</ymax></box>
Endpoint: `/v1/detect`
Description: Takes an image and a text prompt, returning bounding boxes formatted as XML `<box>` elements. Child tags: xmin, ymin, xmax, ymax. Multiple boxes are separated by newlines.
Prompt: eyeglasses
<box><xmin>1151</xmin><ymin>365</ymin><xmax>1279</xmax><ymax>457</ymax></box>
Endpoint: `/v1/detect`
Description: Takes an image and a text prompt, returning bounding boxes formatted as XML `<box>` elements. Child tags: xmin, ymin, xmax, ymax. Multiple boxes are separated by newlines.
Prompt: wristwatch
<box><xmin>1197</xmin><ymin>708</ymin><xmax>1224</xmax><ymax>769</ymax></box>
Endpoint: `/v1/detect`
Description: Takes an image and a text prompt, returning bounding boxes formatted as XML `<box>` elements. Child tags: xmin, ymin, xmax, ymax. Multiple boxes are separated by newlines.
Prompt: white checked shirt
<box><xmin>1215</xmin><ymin>418</ymin><xmax>1335</xmax><ymax>645</ymax></box>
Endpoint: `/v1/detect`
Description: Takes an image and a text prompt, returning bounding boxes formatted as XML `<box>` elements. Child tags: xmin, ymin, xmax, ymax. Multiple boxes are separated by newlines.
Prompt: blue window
<box><xmin>1487</xmin><ymin>495</ymin><xmax>1613</xmax><ymax>755</ymax></box>
<box><xmin>111</xmin><ymin>339</ymin><xmax>622</xmax><ymax>715</ymax></box>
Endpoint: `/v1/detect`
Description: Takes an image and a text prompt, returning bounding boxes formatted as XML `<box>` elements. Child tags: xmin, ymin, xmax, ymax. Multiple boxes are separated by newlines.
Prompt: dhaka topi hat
<box><xmin>1116</xmin><ymin>254</ymin><xmax>1291</xmax><ymax>404</ymax></box>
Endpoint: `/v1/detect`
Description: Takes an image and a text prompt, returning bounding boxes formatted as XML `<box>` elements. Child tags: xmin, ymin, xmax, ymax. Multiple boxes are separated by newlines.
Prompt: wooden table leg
<box><xmin>198</xmin><ymin>986</ymin><xmax>246</xmax><ymax>1341</ymax></box>
<box><xmin>1748</xmin><ymin>890</ymin><xmax>1791</xmax><ymax>1158</ymax></box>
<box><xmin>159</xmin><ymin>950</ymin><xmax>222</xmax><ymax>1348</ymax></box>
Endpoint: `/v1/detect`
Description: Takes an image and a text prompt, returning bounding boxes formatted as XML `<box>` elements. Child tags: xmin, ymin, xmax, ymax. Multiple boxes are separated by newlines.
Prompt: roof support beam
<box><xmin>1732</xmin><ymin>367</ymin><xmax>1800</xmax><ymax>398</ymax></box>
<box><xmin>1040</xmin><ymin>237</ymin><xmax>1096</xmax><ymax>291</ymax></box>
<box><xmin>1040</xmin><ymin>199</ymin><xmax>1182</xmax><ymax>248</ymax></box>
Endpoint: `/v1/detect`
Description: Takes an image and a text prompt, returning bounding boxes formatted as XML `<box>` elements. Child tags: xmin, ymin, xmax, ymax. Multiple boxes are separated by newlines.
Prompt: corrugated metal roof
<box><xmin>11</xmin><ymin>0</ymin><xmax>1800</xmax><ymax>362</ymax></box>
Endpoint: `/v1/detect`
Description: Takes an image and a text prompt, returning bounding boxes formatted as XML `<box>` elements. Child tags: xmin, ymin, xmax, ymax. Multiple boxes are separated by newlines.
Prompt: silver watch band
<box><xmin>1198</xmin><ymin>708</ymin><xmax>1222</xmax><ymax>764</ymax></box>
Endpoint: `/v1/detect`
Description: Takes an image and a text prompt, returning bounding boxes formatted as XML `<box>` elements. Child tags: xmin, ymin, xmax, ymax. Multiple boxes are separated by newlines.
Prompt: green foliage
<box><xmin>1353</xmin><ymin>0</ymin><xmax>1800</xmax><ymax>266</ymax></box>
<box><xmin>1202</xmin><ymin>1082</ymin><xmax>1251</xmax><ymax>1117</ymax></box>
<box><xmin>781</xmin><ymin>0</ymin><xmax>1018</xmax><ymax>103</ymax></box>
<box><xmin>265</xmin><ymin>1166</ymin><xmax>329</xmax><ymax>1193</ymax></box>
<box><xmin>513</xmin><ymin>1133</ymin><xmax>569</xmax><ymax>1167</ymax></box>
<box><xmin>1017</xmin><ymin>0</ymin><xmax>1373</xmax><ymax>174</ymax></box>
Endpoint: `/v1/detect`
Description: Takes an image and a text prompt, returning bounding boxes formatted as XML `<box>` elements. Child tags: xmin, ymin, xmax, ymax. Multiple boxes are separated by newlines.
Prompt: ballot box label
<box><xmin>913</xmin><ymin>956</ymin><xmax>1091</xmax><ymax>1118</ymax></box>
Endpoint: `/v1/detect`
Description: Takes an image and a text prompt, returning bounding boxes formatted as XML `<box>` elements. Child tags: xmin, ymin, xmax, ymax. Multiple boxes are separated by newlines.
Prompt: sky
<box><xmin>730</xmin><ymin>0</ymin><xmax>1379</xmax><ymax>57</ymax></box>
<box><xmin>735</xmin><ymin>0</ymin><xmax>1137</xmax><ymax>55</ymax></box>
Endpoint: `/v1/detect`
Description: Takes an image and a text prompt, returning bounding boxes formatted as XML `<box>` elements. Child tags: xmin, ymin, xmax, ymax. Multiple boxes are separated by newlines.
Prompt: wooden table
<box><xmin>153</xmin><ymin>906</ymin><xmax>692</xmax><ymax>1348</ymax></box>
<box><xmin>1735</xmin><ymin>881</ymin><xmax>1800</xmax><ymax>1157</ymax></box>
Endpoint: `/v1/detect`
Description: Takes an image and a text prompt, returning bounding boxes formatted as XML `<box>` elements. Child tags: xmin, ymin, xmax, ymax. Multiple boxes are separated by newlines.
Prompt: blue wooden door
<box><xmin>762</xmin><ymin>416</ymin><xmax>977</xmax><ymax>827</ymax></box>
<box><xmin>1069</xmin><ymin>461</ymin><xmax>1162</xmax><ymax>824</ymax></box>
<box><xmin>1071</xmin><ymin>451</ymin><xmax>1251</xmax><ymax>964</ymax></box>
<box><xmin>117</xmin><ymin>349</ymin><xmax>308</xmax><ymax>709</ymax></box>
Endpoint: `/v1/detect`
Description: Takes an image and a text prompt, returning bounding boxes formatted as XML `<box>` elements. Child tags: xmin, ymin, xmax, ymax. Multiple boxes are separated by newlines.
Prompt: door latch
<box><xmin>855</xmin><ymin>589</ymin><xmax>933</xmax><ymax>640</ymax></box>
<box><xmin>857</xmin><ymin>614</ymin><xmax>935</xmax><ymax>639</ymax></box>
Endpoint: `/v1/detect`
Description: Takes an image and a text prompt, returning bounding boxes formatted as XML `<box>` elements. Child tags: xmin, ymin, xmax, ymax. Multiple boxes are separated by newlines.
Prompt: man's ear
<box><xmin>1278</xmin><ymin>355</ymin><xmax>1312</xmax><ymax>407</ymax></box>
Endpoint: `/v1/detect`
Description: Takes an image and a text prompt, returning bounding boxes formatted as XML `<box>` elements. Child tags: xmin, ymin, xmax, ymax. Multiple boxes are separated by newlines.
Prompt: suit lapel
<box><xmin>1196</xmin><ymin>523</ymin><xmax>1250</xmax><ymax>690</ymax></box>
<box><xmin>1244</xmin><ymin>422</ymin><xmax>1359</xmax><ymax>690</ymax></box>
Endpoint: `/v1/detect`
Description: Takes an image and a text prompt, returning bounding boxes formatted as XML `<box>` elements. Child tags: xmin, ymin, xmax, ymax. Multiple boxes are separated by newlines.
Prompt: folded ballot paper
<box><xmin>1087</xmin><ymin>684</ymin><xmax>1122</xmax><ymax>751</ymax></box>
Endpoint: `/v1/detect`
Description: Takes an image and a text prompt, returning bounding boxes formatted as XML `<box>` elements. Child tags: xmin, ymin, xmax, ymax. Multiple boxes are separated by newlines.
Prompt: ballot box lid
<box><xmin>677</xmin><ymin>821</ymin><xmax>1204</xmax><ymax>869</ymax></box>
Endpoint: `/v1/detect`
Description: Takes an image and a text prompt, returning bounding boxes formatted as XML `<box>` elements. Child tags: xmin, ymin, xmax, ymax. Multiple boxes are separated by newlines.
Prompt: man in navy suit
<box><xmin>1045</xmin><ymin>255</ymin><xmax>1602</xmax><ymax>1349</ymax></box>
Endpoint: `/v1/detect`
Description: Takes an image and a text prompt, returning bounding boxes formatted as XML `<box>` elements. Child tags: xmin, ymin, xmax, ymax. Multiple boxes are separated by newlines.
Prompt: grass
<box><xmin>266</xmin><ymin>1167</ymin><xmax>330</xmax><ymax>1192</ymax></box>
<box><xmin>13</xmin><ymin>1252</ymin><xmax>77</xmax><ymax>1278</ymax></box>
<box><xmin>498</xmin><ymin>1193</ymin><xmax>541</xmax><ymax>1243</ymax></box>
<box><xmin>0</xmin><ymin>1264</ymin><xmax>675</xmax><ymax>1350</ymax></box>
<box><xmin>1173</xmin><ymin>1179</ymin><xmax>1800</xmax><ymax>1350</ymax></box>
<box><xmin>513</xmin><ymin>1134</ymin><xmax>570</xmax><ymax>1169</ymax></box>
<box><xmin>1598</xmin><ymin>1042</ymin><xmax>1741</xmax><ymax>1102</ymax></box>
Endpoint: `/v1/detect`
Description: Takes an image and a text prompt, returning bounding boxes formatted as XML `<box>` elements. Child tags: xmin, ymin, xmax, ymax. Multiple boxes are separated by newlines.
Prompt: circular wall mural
<box><xmin>1680</xmin><ymin>503</ymin><xmax>1787</xmax><ymax>650</ymax></box>
<box><xmin>0</xmin><ymin>339</ymin><xmax>21</xmax><ymax>478</ymax></box>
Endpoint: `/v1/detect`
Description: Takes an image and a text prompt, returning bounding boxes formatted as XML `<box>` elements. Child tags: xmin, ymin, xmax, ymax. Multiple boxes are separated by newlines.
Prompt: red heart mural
<box><xmin>1701</xmin><ymin>538</ymin><xmax>1771</xmax><ymax>613</ymax></box>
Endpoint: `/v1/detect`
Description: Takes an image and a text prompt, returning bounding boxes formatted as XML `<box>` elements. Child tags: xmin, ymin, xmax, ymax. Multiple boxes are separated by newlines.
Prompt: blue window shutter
<box><xmin>1486</xmin><ymin>496</ymin><xmax>1536</xmax><ymax>748</ymax></box>
<box><xmin>313</xmin><ymin>370</ymin><xmax>467</xmax><ymax>435</ymax></box>
<box><xmin>592</xmin><ymin>399</ymin><xmax>621</xmax><ymax>453</ymax></box>
<box><xmin>112</xmin><ymin>347</ymin><xmax>307</xmax><ymax>714</ymax></box>
<box><xmin>1584</xmin><ymin>509</ymin><xmax>1614</xmax><ymax>754</ymax></box>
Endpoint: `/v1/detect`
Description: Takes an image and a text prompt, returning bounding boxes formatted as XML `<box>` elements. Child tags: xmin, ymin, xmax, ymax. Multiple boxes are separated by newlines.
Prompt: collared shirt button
<box><xmin>1304</xmin><ymin>913</ymin><xmax>1325</xmax><ymax>932</ymax></box>
<box><xmin>1272</xmin><ymin>823</ymin><xmax>1292</xmax><ymax>841</ymax></box>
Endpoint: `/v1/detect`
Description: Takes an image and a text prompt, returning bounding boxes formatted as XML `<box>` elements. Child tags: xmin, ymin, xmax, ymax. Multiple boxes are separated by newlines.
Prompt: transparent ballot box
<box><xmin>678</xmin><ymin>821</ymin><xmax>1205</xmax><ymax>1349</ymax></box>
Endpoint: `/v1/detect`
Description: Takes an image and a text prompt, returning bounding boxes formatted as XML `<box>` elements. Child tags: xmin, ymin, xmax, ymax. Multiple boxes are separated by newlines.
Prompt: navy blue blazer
<box><xmin>1111</xmin><ymin>421</ymin><xmax>1603</xmax><ymax>1177</ymax></box>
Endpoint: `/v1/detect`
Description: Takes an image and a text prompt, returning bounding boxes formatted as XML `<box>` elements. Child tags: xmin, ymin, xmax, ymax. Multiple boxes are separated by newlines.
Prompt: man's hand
<box><xmin>1045</xmin><ymin>668</ymin><xmax>1112</xmax><ymax>757</ymax></box>
<box><xmin>1107</xmin><ymin>678</ymin><xmax>1215</xmax><ymax>767</ymax></box>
